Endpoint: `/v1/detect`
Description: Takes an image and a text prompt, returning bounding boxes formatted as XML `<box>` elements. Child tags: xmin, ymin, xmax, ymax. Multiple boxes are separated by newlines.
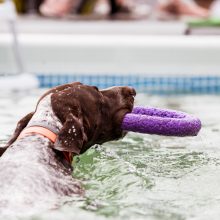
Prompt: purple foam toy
<box><xmin>122</xmin><ymin>106</ymin><xmax>201</xmax><ymax>137</ymax></box>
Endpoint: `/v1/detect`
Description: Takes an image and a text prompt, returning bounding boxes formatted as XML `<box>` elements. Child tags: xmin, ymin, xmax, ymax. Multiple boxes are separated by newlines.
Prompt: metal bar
<box><xmin>8</xmin><ymin>19</ymin><xmax>25</xmax><ymax>74</ymax></box>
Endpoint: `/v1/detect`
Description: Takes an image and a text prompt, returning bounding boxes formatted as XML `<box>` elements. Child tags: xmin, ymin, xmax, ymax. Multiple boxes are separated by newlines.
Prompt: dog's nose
<box><xmin>122</xmin><ymin>87</ymin><xmax>136</xmax><ymax>97</ymax></box>
<box><xmin>129</xmin><ymin>87</ymin><xmax>136</xmax><ymax>97</ymax></box>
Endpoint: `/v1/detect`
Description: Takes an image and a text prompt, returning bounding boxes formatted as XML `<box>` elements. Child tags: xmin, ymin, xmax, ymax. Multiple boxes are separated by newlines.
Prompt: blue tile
<box><xmin>36</xmin><ymin>74</ymin><xmax>220</xmax><ymax>95</ymax></box>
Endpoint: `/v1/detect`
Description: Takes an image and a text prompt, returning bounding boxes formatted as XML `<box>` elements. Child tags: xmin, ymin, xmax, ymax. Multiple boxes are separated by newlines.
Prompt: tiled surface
<box><xmin>37</xmin><ymin>74</ymin><xmax>220</xmax><ymax>94</ymax></box>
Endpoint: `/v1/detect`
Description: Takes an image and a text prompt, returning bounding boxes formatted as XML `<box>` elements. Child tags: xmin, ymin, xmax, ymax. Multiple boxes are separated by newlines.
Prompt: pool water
<box><xmin>1</xmin><ymin>90</ymin><xmax>220</xmax><ymax>220</ymax></box>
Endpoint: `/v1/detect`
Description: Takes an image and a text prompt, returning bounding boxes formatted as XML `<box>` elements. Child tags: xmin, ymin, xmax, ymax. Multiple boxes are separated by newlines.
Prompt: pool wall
<box><xmin>1</xmin><ymin>34</ymin><xmax>220</xmax><ymax>94</ymax></box>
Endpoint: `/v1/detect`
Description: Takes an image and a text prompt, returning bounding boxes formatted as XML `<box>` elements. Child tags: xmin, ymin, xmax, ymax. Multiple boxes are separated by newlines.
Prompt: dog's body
<box><xmin>0</xmin><ymin>82</ymin><xmax>135</xmax><ymax>215</ymax></box>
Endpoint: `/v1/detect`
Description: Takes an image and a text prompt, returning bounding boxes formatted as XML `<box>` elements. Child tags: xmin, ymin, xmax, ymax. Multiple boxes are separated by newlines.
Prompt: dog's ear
<box><xmin>0</xmin><ymin>112</ymin><xmax>34</xmax><ymax>157</ymax></box>
<box><xmin>5</xmin><ymin>112</ymin><xmax>34</xmax><ymax>147</ymax></box>
<box><xmin>0</xmin><ymin>146</ymin><xmax>7</xmax><ymax>157</ymax></box>
<box><xmin>54</xmin><ymin>113</ymin><xmax>87</xmax><ymax>155</ymax></box>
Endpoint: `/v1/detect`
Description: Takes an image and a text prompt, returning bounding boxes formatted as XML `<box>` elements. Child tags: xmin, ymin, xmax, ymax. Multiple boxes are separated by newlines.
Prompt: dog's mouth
<box><xmin>122</xmin><ymin>99</ymin><xmax>134</xmax><ymax>114</ymax></box>
<box><xmin>122</xmin><ymin>88</ymin><xmax>136</xmax><ymax>112</ymax></box>
<box><xmin>115</xmin><ymin>93</ymin><xmax>136</xmax><ymax>127</ymax></box>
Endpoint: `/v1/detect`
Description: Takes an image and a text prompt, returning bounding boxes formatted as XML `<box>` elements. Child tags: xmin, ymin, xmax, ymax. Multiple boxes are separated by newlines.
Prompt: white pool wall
<box><xmin>1</xmin><ymin>33</ymin><xmax>220</xmax><ymax>76</ymax></box>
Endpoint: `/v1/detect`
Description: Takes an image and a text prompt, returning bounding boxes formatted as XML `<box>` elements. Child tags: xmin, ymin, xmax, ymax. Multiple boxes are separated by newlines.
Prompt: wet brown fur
<box><xmin>1</xmin><ymin>82</ymin><xmax>136</xmax><ymax>158</ymax></box>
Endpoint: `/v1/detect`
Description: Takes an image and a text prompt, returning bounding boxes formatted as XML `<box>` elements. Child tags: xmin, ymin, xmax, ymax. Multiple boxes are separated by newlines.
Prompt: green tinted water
<box><xmin>1</xmin><ymin>91</ymin><xmax>220</xmax><ymax>220</ymax></box>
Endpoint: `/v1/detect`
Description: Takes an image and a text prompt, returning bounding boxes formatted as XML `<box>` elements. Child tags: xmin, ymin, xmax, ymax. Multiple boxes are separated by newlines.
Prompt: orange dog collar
<box><xmin>18</xmin><ymin>126</ymin><xmax>72</xmax><ymax>164</ymax></box>
<box><xmin>18</xmin><ymin>126</ymin><xmax>57</xmax><ymax>143</ymax></box>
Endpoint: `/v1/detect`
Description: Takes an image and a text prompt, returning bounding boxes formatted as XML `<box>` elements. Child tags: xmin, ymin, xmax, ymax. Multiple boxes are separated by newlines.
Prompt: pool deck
<box><xmin>1</xmin><ymin>16</ymin><xmax>220</xmax><ymax>77</ymax></box>
<box><xmin>0</xmin><ymin>16</ymin><xmax>187</xmax><ymax>35</ymax></box>
<box><xmin>1</xmin><ymin>16</ymin><xmax>220</xmax><ymax>35</ymax></box>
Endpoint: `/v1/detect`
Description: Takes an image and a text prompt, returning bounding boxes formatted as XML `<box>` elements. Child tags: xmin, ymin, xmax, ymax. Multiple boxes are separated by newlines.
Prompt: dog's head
<box><xmin>50</xmin><ymin>83</ymin><xmax>136</xmax><ymax>155</ymax></box>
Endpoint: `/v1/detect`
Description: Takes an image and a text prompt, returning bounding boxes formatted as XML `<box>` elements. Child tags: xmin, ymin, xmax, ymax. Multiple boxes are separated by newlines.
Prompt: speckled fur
<box><xmin>27</xmin><ymin>94</ymin><xmax>62</xmax><ymax>134</ymax></box>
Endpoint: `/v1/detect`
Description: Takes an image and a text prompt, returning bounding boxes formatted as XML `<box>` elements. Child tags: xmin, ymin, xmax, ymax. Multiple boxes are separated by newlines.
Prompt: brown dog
<box><xmin>0</xmin><ymin>82</ymin><xmax>135</xmax><ymax>214</ymax></box>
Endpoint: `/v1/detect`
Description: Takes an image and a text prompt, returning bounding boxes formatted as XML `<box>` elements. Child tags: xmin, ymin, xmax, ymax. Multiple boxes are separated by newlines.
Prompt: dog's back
<box><xmin>0</xmin><ymin>135</ymin><xmax>82</xmax><ymax>216</ymax></box>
